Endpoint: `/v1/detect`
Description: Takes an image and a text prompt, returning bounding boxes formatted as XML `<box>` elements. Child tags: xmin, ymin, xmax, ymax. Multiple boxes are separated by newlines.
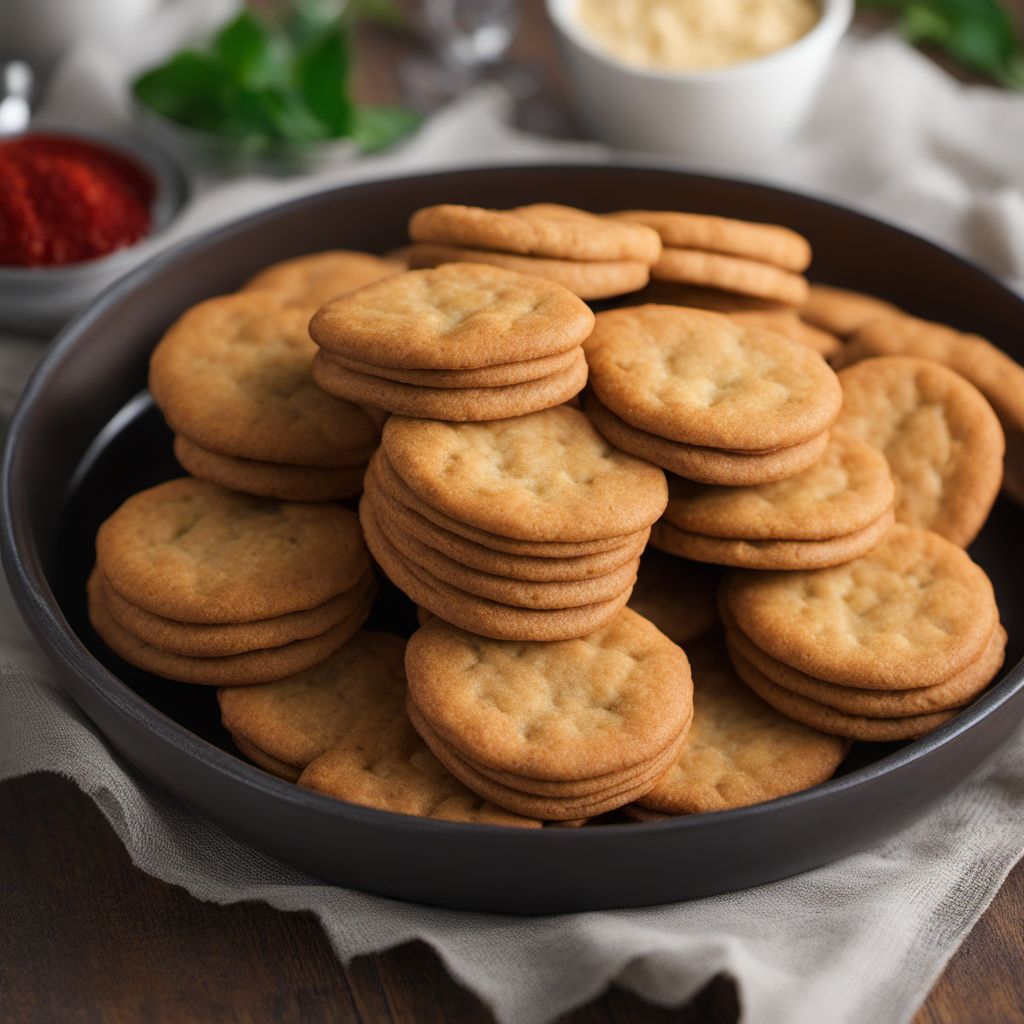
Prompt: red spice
<box><xmin>0</xmin><ymin>134</ymin><xmax>154</xmax><ymax>267</ymax></box>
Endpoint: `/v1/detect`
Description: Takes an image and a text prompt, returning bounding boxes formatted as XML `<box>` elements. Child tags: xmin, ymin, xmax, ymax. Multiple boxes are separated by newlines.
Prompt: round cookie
<box><xmin>364</xmin><ymin>473</ymin><xmax>648</xmax><ymax>581</ymax></box>
<box><xmin>311</xmin><ymin>347</ymin><xmax>588</xmax><ymax>421</ymax></box>
<box><xmin>232</xmin><ymin>734</ymin><xmax>303</xmax><ymax>781</ymax></box>
<box><xmin>626</xmin><ymin>550</ymin><xmax>719</xmax><ymax>645</ymax></box>
<box><xmin>585</xmin><ymin>396</ymin><xmax>832</xmax><ymax>486</ymax></box>
<box><xmin>242</xmin><ymin>250</ymin><xmax>404</xmax><ymax>313</ymax></box>
<box><xmin>635</xmin><ymin>641</ymin><xmax>848</xmax><ymax>814</ymax></box>
<box><xmin>89</xmin><ymin>582</ymin><xmax>369</xmax><ymax>686</ymax></box>
<box><xmin>621</xmin><ymin>281</ymin><xmax>790</xmax><ymax>313</ymax></box>
<box><xmin>723</xmin><ymin>524</ymin><xmax>1000</xmax><ymax>690</ymax></box>
<box><xmin>218</xmin><ymin>630</ymin><xmax>408</xmax><ymax>769</ymax></box>
<box><xmin>173</xmin><ymin>435</ymin><xmax>367</xmax><ymax>502</ymax></box>
<box><xmin>730</xmin><ymin>651</ymin><xmax>959</xmax><ymax>742</ymax></box>
<box><xmin>727</xmin><ymin>310</ymin><xmax>842</xmax><ymax>358</ymax></box>
<box><xmin>801</xmin><ymin>285</ymin><xmax>902</xmax><ymax>337</ymax></box>
<box><xmin>652</xmin><ymin>508</ymin><xmax>895</xmax><ymax>570</ymax></box>
<box><xmin>149</xmin><ymin>292</ymin><xmax>380</xmax><ymax>467</ymax></box>
<box><xmin>309</xmin><ymin>263</ymin><xmax>594</xmax><ymax>370</ymax></box>
<box><xmin>405</xmin><ymin>609</ymin><xmax>693</xmax><ymax>780</ymax></box>
<box><xmin>612</xmin><ymin>211</ymin><xmax>811</xmax><ymax>271</ymax></box>
<box><xmin>298</xmin><ymin>715</ymin><xmax>541</xmax><ymax>827</ymax></box>
<box><xmin>586</xmin><ymin>306</ymin><xmax>841</xmax><ymax>450</ymax></box>
<box><xmin>409</xmin><ymin>203</ymin><xmax>662</xmax><ymax>263</ymax></box>
<box><xmin>836</xmin><ymin>356</ymin><xmax>1004</xmax><ymax>546</ymax></box>
<box><xmin>382</xmin><ymin>406</ymin><xmax>668</xmax><ymax>543</ymax></box>
<box><xmin>661</xmin><ymin>430</ymin><xmax>895</xmax><ymax>541</ymax></box>
<box><xmin>651</xmin><ymin>249</ymin><xmax>809</xmax><ymax>305</ymax></box>
<box><xmin>96</xmin><ymin>478</ymin><xmax>369</xmax><ymax>623</ymax></box>
<box><xmin>95</xmin><ymin>566</ymin><xmax>373</xmax><ymax>657</ymax></box>
<box><xmin>407</xmin><ymin>243</ymin><xmax>650</xmax><ymax>299</ymax></box>
<box><xmin>725</xmin><ymin>622</ymin><xmax>1006</xmax><ymax>718</ymax></box>
<box><xmin>360</xmin><ymin>497</ymin><xmax>633</xmax><ymax>641</ymax></box>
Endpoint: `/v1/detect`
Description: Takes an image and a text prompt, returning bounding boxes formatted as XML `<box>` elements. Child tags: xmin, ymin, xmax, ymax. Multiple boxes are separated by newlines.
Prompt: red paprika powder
<box><xmin>0</xmin><ymin>134</ymin><xmax>154</xmax><ymax>267</ymax></box>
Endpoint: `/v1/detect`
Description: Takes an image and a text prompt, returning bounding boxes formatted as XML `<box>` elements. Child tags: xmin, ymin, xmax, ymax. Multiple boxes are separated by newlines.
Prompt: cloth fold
<box><xmin>3</xmin><ymin>25</ymin><xmax>1024</xmax><ymax>1024</ymax></box>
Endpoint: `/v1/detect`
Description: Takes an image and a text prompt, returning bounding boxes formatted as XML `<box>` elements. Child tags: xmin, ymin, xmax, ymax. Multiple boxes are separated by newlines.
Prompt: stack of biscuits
<box><xmin>404</xmin><ymin>611</ymin><xmax>695</xmax><ymax>821</ymax></box>
<box><xmin>721</xmin><ymin>525</ymin><xmax>1007</xmax><ymax>742</ymax></box>
<box><xmin>150</xmin><ymin>293</ymin><xmax>381</xmax><ymax>501</ymax></box>
<box><xmin>308</xmin><ymin>263</ymin><xmax>595</xmax><ymax>420</ymax></box>
<box><xmin>360</xmin><ymin>407</ymin><xmax>668</xmax><ymax>641</ymax></box>
<box><xmin>406</xmin><ymin>203</ymin><xmax>662</xmax><ymax>299</ymax></box>
<box><xmin>585</xmin><ymin>305</ymin><xmax>843</xmax><ymax>486</ymax></box>
<box><xmin>88</xmin><ymin>478</ymin><xmax>374</xmax><ymax>685</ymax></box>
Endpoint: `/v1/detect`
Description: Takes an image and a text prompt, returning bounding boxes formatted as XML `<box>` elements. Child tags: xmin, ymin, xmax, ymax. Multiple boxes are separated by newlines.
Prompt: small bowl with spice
<box><xmin>0</xmin><ymin>129</ymin><xmax>189</xmax><ymax>335</ymax></box>
<box><xmin>547</xmin><ymin>0</ymin><xmax>853</xmax><ymax>163</ymax></box>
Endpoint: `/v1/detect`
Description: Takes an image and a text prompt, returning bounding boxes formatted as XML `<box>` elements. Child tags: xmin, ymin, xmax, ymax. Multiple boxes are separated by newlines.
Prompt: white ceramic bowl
<box><xmin>546</xmin><ymin>0</ymin><xmax>853</xmax><ymax>163</ymax></box>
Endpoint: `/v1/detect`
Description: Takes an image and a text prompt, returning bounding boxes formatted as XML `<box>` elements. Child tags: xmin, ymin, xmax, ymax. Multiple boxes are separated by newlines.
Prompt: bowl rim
<box><xmin>3</xmin><ymin>159</ymin><xmax>1023</xmax><ymax>843</ymax></box>
<box><xmin>546</xmin><ymin>0</ymin><xmax>854</xmax><ymax>83</ymax></box>
<box><xmin>0</xmin><ymin>125</ymin><xmax>190</xmax><ymax>280</ymax></box>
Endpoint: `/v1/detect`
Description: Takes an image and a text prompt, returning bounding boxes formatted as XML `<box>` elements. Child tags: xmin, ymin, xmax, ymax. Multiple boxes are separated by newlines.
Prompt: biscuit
<box><xmin>95</xmin><ymin>566</ymin><xmax>373</xmax><ymax>657</ymax></box>
<box><xmin>634</xmin><ymin>641</ymin><xmax>848</xmax><ymax>815</ymax></box>
<box><xmin>801</xmin><ymin>284</ymin><xmax>902</xmax><ymax>337</ymax></box>
<box><xmin>723</xmin><ymin>524</ymin><xmax>999</xmax><ymax>689</ymax></box>
<box><xmin>586</xmin><ymin>306</ymin><xmax>842</xmax><ymax>450</ymax></box>
<box><xmin>730</xmin><ymin>651</ymin><xmax>959</xmax><ymax>741</ymax></box>
<box><xmin>298</xmin><ymin>715</ymin><xmax>541</xmax><ymax>826</ymax></box>
<box><xmin>404</xmin><ymin>610</ymin><xmax>693</xmax><ymax>780</ymax></box>
<box><xmin>409</xmin><ymin>203</ymin><xmax>662</xmax><ymax>263</ymax></box>
<box><xmin>727</xmin><ymin>310</ymin><xmax>842</xmax><ymax>358</ymax></box>
<box><xmin>364</xmin><ymin>471</ymin><xmax>648</xmax><ymax>581</ymax></box>
<box><xmin>96</xmin><ymin>478</ymin><xmax>369</xmax><ymax>622</ymax></box>
<box><xmin>620</xmin><ymin>281</ymin><xmax>790</xmax><ymax>312</ymax></box>
<box><xmin>627</xmin><ymin>549</ymin><xmax>719</xmax><ymax>645</ymax></box>
<box><xmin>652</xmin><ymin>508</ymin><xmax>895</xmax><ymax>570</ymax></box>
<box><xmin>242</xmin><ymin>250</ymin><xmax>404</xmax><ymax>313</ymax></box>
<box><xmin>309</xmin><ymin>263</ymin><xmax>594</xmax><ymax>370</ymax></box>
<box><xmin>173</xmin><ymin>435</ymin><xmax>367</xmax><ymax>502</ymax></box>
<box><xmin>651</xmin><ymin>249</ymin><xmax>809</xmax><ymax>305</ymax></box>
<box><xmin>725</xmin><ymin>621</ymin><xmax>1006</xmax><ymax>718</ymax></box>
<box><xmin>149</xmin><ymin>293</ymin><xmax>379</xmax><ymax>467</ymax></box>
<box><xmin>311</xmin><ymin>346</ymin><xmax>588</xmax><ymax>421</ymax></box>
<box><xmin>325</xmin><ymin>347</ymin><xmax>581</xmax><ymax>389</ymax></box>
<box><xmin>89</xmin><ymin>580</ymin><xmax>369</xmax><ymax>685</ymax></box>
<box><xmin>836</xmin><ymin>356</ymin><xmax>1004</xmax><ymax>546</ymax></box>
<box><xmin>612</xmin><ymin>211</ymin><xmax>811</xmax><ymax>271</ymax></box>
<box><xmin>231</xmin><ymin>734</ymin><xmax>302</xmax><ymax>781</ymax></box>
<box><xmin>360</xmin><ymin>498</ymin><xmax>632</xmax><ymax>641</ymax></box>
<box><xmin>585</xmin><ymin>396</ymin><xmax>832</xmax><ymax>485</ymax></box>
<box><xmin>660</xmin><ymin>430</ymin><xmax>894</xmax><ymax>541</ymax></box>
<box><xmin>406</xmin><ymin>243</ymin><xmax>650</xmax><ymax>299</ymax></box>
<box><xmin>381</xmin><ymin>407</ymin><xmax>668</xmax><ymax>542</ymax></box>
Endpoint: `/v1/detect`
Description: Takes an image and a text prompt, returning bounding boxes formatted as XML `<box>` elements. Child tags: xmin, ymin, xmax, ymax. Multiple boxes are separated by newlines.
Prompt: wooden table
<box><xmin>4</xmin><ymin>5</ymin><xmax>1024</xmax><ymax>1021</ymax></box>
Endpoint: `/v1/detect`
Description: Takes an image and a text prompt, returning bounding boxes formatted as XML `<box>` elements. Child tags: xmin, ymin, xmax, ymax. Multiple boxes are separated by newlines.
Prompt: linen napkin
<box><xmin>3</xmin><ymin>23</ymin><xmax>1024</xmax><ymax>1024</ymax></box>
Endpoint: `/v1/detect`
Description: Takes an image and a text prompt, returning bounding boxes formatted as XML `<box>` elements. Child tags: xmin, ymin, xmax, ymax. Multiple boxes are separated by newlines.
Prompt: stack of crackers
<box><xmin>85</xmin><ymin>199</ymin><xmax>1022</xmax><ymax>828</ymax></box>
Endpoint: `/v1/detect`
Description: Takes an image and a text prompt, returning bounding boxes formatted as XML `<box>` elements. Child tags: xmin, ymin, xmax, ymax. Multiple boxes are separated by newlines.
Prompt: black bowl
<box><xmin>4</xmin><ymin>164</ymin><xmax>1023</xmax><ymax>914</ymax></box>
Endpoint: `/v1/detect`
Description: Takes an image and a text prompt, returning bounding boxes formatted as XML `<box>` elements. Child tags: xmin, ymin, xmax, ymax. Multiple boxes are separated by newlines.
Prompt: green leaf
<box><xmin>132</xmin><ymin>51</ymin><xmax>228</xmax><ymax>122</ymax></box>
<box><xmin>213</xmin><ymin>12</ymin><xmax>277</xmax><ymax>85</ymax></box>
<box><xmin>352</xmin><ymin>105</ymin><xmax>422</xmax><ymax>151</ymax></box>
<box><xmin>294</xmin><ymin>22</ymin><xmax>354</xmax><ymax>137</ymax></box>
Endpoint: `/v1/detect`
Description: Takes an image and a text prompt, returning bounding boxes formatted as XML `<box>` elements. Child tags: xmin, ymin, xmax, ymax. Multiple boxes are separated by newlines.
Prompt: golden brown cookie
<box><xmin>309</xmin><ymin>263</ymin><xmax>594</xmax><ymax>369</ymax></box>
<box><xmin>727</xmin><ymin>310</ymin><xmax>842</xmax><ymax>358</ymax></box>
<box><xmin>173</xmin><ymin>435</ymin><xmax>367</xmax><ymax>502</ymax></box>
<box><xmin>585</xmin><ymin>396</ymin><xmax>832</xmax><ymax>486</ymax></box>
<box><xmin>586</xmin><ymin>306</ymin><xmax>841</xmax><ymax>451</ymax></box>
<box><xmin>800</xmin><ymin>284</ymin><xmax>902</xmax><ymax>338</ymax></box>
<box><xmin>723</xmin><ymin>524</ymin><xmax>999</xmax><ymax>690</ymax></box>
<box><xmin>651</xmin><ymin>249</ymin><xmax>809</xmax><ymax>305</ymax></box>
<box><xmin>634</xmin><ymin>641</ymin><xmax>848</xmax><ymax>814</ymax></box>
<box><xmin>836</xmin><ymin>356</ymin><xmax>1004</xmax><ymax>546</ymax></box>
<box><xmin>231</xmin><ymin>734</ymin><xmax>302</xmax><ymax>781</ymax></box>
<box><xmin>242</xmin><ymin>250</ymin><xmax>404</xmax><ymax>313</ymax></box>
<box><xmin>626</xmin><ymin>550</ymin><xmax>719</xmax><ymax>645</ymax></box>
<box><xmin>311</xmin><ymin>346</ymin><xmax>588</xmax><ymax>421</ymax></box>
<box><xmin>612</xmin><ymin>211</ymin><xmax>811</xmax><ymax>271</ymax></box>
<box><xmin>381</xmin><ymin>407</ymin><xmax>668</xmax><ymax>543</ymax></box>
<box><xmin>620</xmin><ymin>281</ymin><xmax>791</xmax><ymax>312</ymax></box>
<box><xmin>96</xmin><ymin>478</ymin><xmax>369</xmax><ymax>623</ymax></box>
<box><xmin>149</xmin><ymin>293</ymin><xmax>379</xmax><ymax>467</ymax></box>
<box><xmin>95</xmin><ymin>566</ymin><xmax>374</xmax><ymax>658</ymax></box>
<box><xmin>409</xmin><ymin>203</ymin><xmax>662</xmax><ymax>263</ymax></box>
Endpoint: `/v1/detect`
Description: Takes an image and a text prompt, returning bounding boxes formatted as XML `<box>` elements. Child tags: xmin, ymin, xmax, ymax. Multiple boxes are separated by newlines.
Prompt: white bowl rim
<box><xmin>546</xmin><ymin>0</ymin><xmax>854</xmax><ymax>83</ymax></box>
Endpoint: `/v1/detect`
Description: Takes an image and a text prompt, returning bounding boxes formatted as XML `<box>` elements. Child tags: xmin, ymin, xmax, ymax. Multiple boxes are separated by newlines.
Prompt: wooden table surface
<box><xmin>4</xmin><ymin>5</ymin><xmax>1024</xmax><ymax>1022</ymax></box>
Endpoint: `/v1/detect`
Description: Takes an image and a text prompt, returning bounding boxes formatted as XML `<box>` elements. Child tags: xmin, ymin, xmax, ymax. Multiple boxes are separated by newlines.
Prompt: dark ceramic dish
<box><xmin>3</xmin><ymin>164</ymin><xmax>1023</xmax><ymax>914</ymax></box>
